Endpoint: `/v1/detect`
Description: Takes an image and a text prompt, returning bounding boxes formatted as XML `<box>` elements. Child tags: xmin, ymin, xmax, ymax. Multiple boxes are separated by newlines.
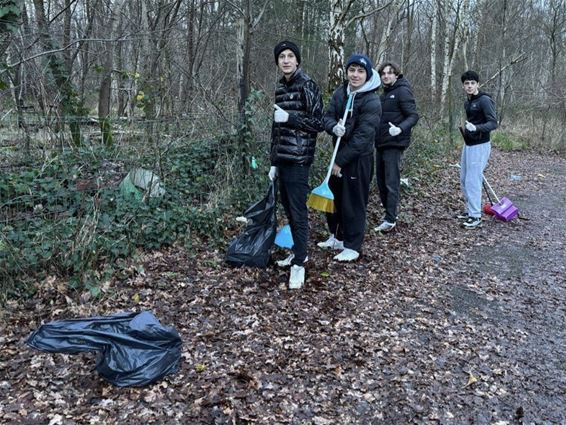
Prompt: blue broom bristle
<box><xmin>311</xmin><ymin>183</ymin><xmax>334</xmax><ymax>200</ymax></box>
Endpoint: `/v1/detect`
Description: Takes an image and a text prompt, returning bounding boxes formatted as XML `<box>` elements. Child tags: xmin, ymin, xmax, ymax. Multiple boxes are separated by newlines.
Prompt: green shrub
<box><xmin>0</xmin><ymin>117</ymin><xmax>274</xmax><ymax>300</ymax></box>
<box><xmin>491</xmin><ymin>131</ymin><xmax>528</xmax><ymax>151</ymax></box>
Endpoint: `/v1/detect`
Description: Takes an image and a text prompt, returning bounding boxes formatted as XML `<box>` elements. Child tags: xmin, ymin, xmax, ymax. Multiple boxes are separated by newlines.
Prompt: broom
<box><xmin>307</xmin><ymin>94</ymin><xmax>354</xmax><ymax>213</ymax></box>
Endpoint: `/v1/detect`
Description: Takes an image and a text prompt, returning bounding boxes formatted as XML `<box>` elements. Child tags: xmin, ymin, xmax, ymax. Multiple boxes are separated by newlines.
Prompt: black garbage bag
<box><xmin>26</xmin><ymin>311</ymin><xmax>182</xmax><ymax>387</ymax></box>
<box><xmin>226</xmin><ymin>180</ymin><xmax>277</xmax><ymax>268</ymax></box>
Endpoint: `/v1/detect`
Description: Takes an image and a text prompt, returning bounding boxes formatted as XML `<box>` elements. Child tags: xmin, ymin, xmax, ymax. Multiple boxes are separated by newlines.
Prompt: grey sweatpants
<box><xmin>460</xmin><ymin>142</ymin><xmax>491</xmax><ymax>218</ymax></box>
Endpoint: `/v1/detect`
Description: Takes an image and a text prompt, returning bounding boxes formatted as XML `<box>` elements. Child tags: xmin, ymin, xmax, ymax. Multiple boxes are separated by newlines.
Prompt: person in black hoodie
<box><xmin>269</xmin><ymin>40</ymin><xmax>324</xmax><ymax>288</ymax></box>
<box><xmin>317</xmin><ymin>53</ymin><xmax>381</xmax><ymax>262</ymax></box>
<box><xmin>458</xmin><ymin>70</ymin><xmax>497</xmax><ymax>229</ymax></box>
<box><xmin>374</xmin><ymin>62</ymin><xmax>419</xmax><ymax>233</ymax></box>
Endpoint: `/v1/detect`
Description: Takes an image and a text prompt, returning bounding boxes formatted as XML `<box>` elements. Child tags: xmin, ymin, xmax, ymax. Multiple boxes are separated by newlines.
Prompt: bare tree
<box><xmin>32</xmin><ymin>0</ymin><xmax>85</xmax><ymax>145</ymax></box>
<box><xmin>328</xmin><ymin>0</ymin><xmax>393</xmax><ymax>92</ymax></box>
<box><xmin>439</xmin><ymin>0</ymin><xmax>470</xmax><ymax>116</ymax></box>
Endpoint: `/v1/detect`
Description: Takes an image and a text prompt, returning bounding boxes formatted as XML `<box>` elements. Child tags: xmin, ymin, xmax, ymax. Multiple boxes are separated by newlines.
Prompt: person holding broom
<box><xmin>269</xmin><ymin>40</ymin><xmax>324</xmax><ymax>289</ymax></box>
<box><xmin>458</xmin><ymin>70</ymin><xmax>497</xmax><ymax>229</ymax></box>
<box><xmin>317</xmin><ymin>53</ymin><xmax>381</xmax><ymax>262</ymax></box>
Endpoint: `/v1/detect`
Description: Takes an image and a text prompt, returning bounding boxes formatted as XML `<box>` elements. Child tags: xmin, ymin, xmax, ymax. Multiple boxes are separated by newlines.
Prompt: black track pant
<box><xmin>278</xmin><ymin>164</ymin><xmax>310</xmax><ymax>266</ymax></box>
<box><xmin>325</xmin><ymin>154</ymin><xmax>374</xmax><ymax>252</ymax></box>
<box><xmin>375</xmin><ymin>148</ymin><xmax>403</xmax><ymax>223</ymax></box>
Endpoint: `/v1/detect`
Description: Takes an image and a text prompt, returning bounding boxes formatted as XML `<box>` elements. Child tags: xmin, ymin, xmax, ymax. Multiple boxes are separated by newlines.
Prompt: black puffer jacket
<box><xmin>375</xmin><ymin>76</ymin><xmax>419</xmax><ymax>150</ymax></box>
<box><xmin>324</xmin><ymin>81</ymin><xmax>381</xmax><ymax>167</ymax></box>
<box><xmin>271</xmin><ymin>68</ymin><xmax>324</xmax><ymax>166</ymax></box>
<box><xmin>463</xmin><ymin>92</ymin><xmax>497</xmax><ymax>145</ymax></box>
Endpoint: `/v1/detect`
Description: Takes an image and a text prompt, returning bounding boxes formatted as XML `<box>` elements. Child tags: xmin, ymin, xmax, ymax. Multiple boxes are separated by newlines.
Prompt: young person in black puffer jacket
<box><xmin>374</xmin><ymin>62</ymin><xmax>419</xmax><ymax>233</ymax></box>
<box><xmin>269</xmin><ymin>40</ymin><xmax>324</xmax><ymax>289</ymax></box>
<box><xmin>317</xmin><ymin>53</ymin><xmax>382</xmax><ymax>262</ymax></box>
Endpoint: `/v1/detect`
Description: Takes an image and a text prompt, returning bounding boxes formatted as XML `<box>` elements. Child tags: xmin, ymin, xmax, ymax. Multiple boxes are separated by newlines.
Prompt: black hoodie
<box><xmin>463</xmin><ymin>91</ymin><xmax>498</xmax><ymax>145</ymax></box>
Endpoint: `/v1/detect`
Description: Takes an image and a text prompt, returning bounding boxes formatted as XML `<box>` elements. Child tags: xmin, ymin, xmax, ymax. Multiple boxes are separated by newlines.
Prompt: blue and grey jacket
<box><xmin>323</xmin><ymin>69</ymin><xmax>382</xmax><ymax>167</ymax></box>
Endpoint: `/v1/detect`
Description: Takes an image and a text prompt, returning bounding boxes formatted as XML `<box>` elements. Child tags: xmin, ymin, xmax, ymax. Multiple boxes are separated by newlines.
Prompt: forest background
<box><xmin>0</xmin><ymin>0</ymin><xmax>564</xmax><ymax>297</ymax></box>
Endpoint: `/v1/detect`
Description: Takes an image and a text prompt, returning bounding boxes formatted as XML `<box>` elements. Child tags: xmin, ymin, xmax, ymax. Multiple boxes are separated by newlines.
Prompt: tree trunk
<box><xmin>328</xmin><ymin>0</ymin><xmax>354</xmax><ymax>92</ymax></box>
<box><xmin>236</xmin><ymin>0</ymin><xmax>252</xmax><ymax>125</ymax></box>
<box><xmin>439</xmin><ymin>0</ymin><xmax>469</xmax><ymax>116</ymax></box>
<box><xmin>63</xmin><ymin>0</ymin><xmax>72</xmax><ymax>71</ymax></box>
<box><xmin>182</xmin><ymin>0</ymin><xmax>196</xmax><ymax>111</ymax></box>
<box><xmin>32</xmin><ymin>0</ymin><xmax>83</xmax><ymax>145</ymax></box>
<box><xmin>496</xmin><ymin>0</ymin><xmax>507</xmax><ymax>125</ymax></box>
<box><xmin>376</xmin><ymin>0</ymin><xmax>400</xmax><ymax>64</ymax></box>
<box><xmin>430</xmin><ymin>2</ymin><xmax>438</xmax><ymax>106</ymax></box>
<box><xmin>402</xmin><ymin>0</ymin><xmax>414</xmax><ymax>71</ymax></box>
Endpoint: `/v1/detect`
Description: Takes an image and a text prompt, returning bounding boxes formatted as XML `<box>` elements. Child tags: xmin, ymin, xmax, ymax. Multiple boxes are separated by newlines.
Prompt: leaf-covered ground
<box><xmin>1</xmin><ymin>149</ymin><xmax>565</xmax><ymax>424</ymax></box>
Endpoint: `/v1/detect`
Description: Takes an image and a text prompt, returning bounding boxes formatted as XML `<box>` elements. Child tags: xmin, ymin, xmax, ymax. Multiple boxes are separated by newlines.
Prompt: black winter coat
<box><xmin>375</xmin><ymin>76</ymin><xmax>419</xmax><ymax>150</ymax></box>
<box><xmin>271</xmin><ymin>68</ymin><xmax>324</xmax><ymax>166</ymax></box>
<box><xmin>324</xmin><ymin>82</ymin><xmax>381</xmax><ymax>167</ymax></box>
<box><xmin>463</xmin><ymin>92</ymin><xmax>497</xmax><ymax>145</ymax></box>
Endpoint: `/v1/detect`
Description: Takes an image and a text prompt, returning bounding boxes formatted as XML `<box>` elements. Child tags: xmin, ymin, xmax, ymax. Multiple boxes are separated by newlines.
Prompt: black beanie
<box><xmin>274</xmin><ymin>40</ymin><xmax>301</xmax><ymax>65</ymax></box>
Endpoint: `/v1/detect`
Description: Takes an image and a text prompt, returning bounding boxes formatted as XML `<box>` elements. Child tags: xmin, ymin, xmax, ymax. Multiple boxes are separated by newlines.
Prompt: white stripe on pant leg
<box><xmin>460</xmin><ymin>145</ymin><xmax>468</xmax><ymax>202</ymax></box>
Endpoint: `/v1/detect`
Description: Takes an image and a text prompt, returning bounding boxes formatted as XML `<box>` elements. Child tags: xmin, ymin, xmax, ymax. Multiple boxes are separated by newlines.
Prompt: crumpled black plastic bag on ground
<box><xmin>26</xmin><ymin>311</ymin><xmax>182</xmax><ymax>387</ymax></box>
<box><xmin>226</xmin><ymin>181</ymin><xmax>277</xmax><ymax>268</ymax></box>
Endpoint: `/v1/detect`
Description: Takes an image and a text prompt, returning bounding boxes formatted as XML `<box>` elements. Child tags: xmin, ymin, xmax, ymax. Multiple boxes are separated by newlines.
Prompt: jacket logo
<box><xmin>390</xmin><ymin>95</ymin><xmax>395</xmax><ymax>98</ymax></box>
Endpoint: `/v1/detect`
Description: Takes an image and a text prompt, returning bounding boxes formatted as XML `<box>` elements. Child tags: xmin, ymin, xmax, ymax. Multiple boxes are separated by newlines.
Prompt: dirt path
<box><xmin>1</xmin><ymin>149</ymin><xmax>564</xmax><ymax>424</ymax></box>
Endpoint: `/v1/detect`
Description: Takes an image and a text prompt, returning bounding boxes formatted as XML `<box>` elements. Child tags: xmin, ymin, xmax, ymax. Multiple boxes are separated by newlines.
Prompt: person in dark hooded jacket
<box><xmin>269</xmin><ymin>40</ymin><xmax>324</xmax><ymax>289</ymax></box>
<box><xmin>457</xmin><ymin>70</ymin><xmax>497</xmax><ymax>229</ymax></box>
<box><xmin>374</xmin><ymin>61</ymin><xmax>419</xmax><ymax>233</ymax></box>
<box><xmin>317</xmin><ymin>53</ymin><xmax>382</xmax><ymax>262</ymax></box>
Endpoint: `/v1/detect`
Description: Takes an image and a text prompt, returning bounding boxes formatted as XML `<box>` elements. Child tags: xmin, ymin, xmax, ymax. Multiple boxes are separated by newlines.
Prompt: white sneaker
<box><xmin>316</xmin><ymin>234</ymin><xmax>344</xmax><ymax>250</ymax></box>
<box><xmin>333</xmin><ymin>248</ymin><xmax>360</xmax><ymax>262</ymax></box>
<box><xmin>289</xmin><ymin>265</ymin><xmax>305</xmax><ymax>289</ymax></box>
<box><xmin>374</xmin><ymin>221</ymin><xmax>396</xmax><ymax>233</ymax></box>
<box><xmin>276</xmin><ymin>253</ymin><xmax>308</xmax><ymax>268</ymax></box>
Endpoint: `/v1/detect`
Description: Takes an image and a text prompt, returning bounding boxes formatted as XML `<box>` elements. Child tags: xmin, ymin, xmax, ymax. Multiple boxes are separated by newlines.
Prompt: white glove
<box><xmin>268</xmin><ymin>166</ymin><xmax>277</xmax><ymax>181</ymax></box>
<box><xmin>332</xmin><ymin>120</ymin><xmax>346</xmax><ymax>137</ymax></box>
<box><xmin>465</xmin><ymin>121</ymin><xmax>477</xmax><ymax>132</ymax></box>
<box><xmin>388</xmin><ymin>122</ymin><xmax>402</xmax><ymax>136</ymax></box>
<box><xmin>273</xmin><ymin>105</ymin><xmax>289</xmax><ymax>123</ymax></box>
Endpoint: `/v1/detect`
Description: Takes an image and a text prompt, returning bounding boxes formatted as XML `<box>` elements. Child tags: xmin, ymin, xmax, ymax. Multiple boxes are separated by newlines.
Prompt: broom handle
<box><xmin>323</xmin><ymin>94</ymin><xmax>354</xmax><ymax>183</ymax></box>
<box><xmin>482</xmin><ymin>175</ymin><xmax>500</xmax><ymax>203</ymax></box>
<box><xmin>323</xmin><ymin>137</ymin><xmax>342</xmax><ymax>182</ymax></box>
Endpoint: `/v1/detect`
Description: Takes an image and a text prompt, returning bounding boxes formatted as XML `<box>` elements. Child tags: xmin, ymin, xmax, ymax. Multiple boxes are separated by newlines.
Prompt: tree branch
<box><xmin>481</xmin><ymin>53</ymin><xmax>528</xmax><ymax>87</ymax></box>
<box><xmin>347</xmin><ymin>0</ymin><xmax>395</xmax><ymax>26</ymax></box>
<box><xmin>252</xmin><ymin>0</ymin><xmax>270</xmax><ymax>30</ymax></box>
<box><xmin>2</xmin><ymin>38</ymin><xmax>130</xmax><ymax>72</ymax></box>
<box><xmin>224</xmin><ymin>0</ymin><xmax>243</xmax><ymax>17</ymax></box>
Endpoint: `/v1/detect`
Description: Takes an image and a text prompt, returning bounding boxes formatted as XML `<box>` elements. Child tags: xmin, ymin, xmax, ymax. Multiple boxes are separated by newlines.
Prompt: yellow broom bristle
<box><xmin>307</xmin><ymin>193</ymin><xmax>335</xmax><ymax>213</ymax></box>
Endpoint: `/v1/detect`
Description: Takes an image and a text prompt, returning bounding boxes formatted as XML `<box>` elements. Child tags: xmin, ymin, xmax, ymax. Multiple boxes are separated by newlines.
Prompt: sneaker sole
<box><xmin>316</xmin><ymin>242</ymin><xmax>344</xmax><ymax>251</ymax></box>
<box><xmin>334</xmin><ymin>256</ymin><xmax>359</xmax><ymax>262</ymax></box>
<box><xmin>317</xmin><ymin>244</ymin><xmax>344</xmax><ymax>250</ymax></box>
<box><xmin>276</xmin><ymin>257</ymin><xmax>308</xmax><ymax>268</ymax></box>
<box><xmin>375</xmin><ymin>225</ymin><xmax>396</xmax><ymax>233</ymax></box>
<box><xmin>333</xmin><ymin>253</ymin><xmax>360</xmax><ymax>262</ymax></box>
<box><xmin>461</xmin><ymin>221</ymin><xmax>482</xmax><ymax>229</ymax></box>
